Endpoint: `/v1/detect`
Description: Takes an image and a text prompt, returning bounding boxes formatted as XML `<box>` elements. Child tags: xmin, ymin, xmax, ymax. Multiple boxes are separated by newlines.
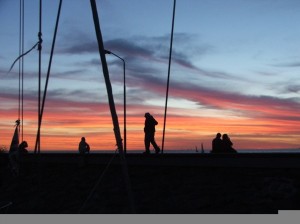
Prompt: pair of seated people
<box><xmin>211</xmin><ymin>133</ymin><xmax>237</xmax><ymax>153</ymax></box>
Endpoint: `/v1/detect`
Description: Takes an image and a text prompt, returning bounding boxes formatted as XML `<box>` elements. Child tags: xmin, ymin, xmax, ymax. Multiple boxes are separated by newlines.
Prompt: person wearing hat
<box><xmin>144</xmin><ymin>112</ymin><xmax>160</xmax><ymax>154</ymax></box>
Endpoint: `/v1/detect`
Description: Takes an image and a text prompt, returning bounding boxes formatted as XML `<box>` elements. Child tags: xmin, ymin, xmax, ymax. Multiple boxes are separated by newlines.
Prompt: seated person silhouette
<box><xmin>18</xmin><ymin>141</ymin><xmax>28</xmax><ymax>154</ymax></box>
<box><xmin>78</xmin><ymin>137</ymin><xmax>90</xmax><ymax>154</ymax></box>
<box><xmin>211</xmin><ymin>133</ymin><xmax>222</xmax><ymax>153</ymax></box>
<box><xmin>222</xmin><ymin>134</ymin><xmax>237</xmax><ymax>153</ymax></box>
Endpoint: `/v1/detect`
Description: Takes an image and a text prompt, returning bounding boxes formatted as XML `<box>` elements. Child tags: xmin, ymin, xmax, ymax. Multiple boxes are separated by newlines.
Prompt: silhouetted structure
<box><xmin>144</xmin><ymin>113</ymin><xmax>160</xmax><ymax>154</ymax></box>
<box><xmin>9</xmin><ymin>120</ymin><xmax>20</xmax><ymax>176</ymax></box>
<box><xmin>211</xmin><ymin>133</ymin><xmax>222</xmax><ymax>153</ymax></box>
<box><xmin>79</xmin><ymin>137</ymin><xmax>90</xmax><ymax>154</ymax></box>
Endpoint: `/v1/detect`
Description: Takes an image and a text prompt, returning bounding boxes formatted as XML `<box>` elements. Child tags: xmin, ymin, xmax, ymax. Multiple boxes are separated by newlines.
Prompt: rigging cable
<box><xmin>18</xmin><ymin>0</ymin><xmax>21</xmax><ymax>137</ymax></box>
<box><xmin>78</xmin><ymin>149</ymin><xmax>118</xmax><ymax>213</ymax></box>
<box><xmin>7</xmin><ymin>1</ymin><xmax>41</xmax><ymax>146</ymax></box>
<box><xmin>21</xmin><ymin>0</ymin><xmax>25</xmax><ymax>141</ymax></box>
<box><xmin>17</xmin><ymin>0</ymin><xmax>25</xmax><ymax>142</ymax></box>
<box><xmin>7</xmin><ymin>1</ymin><xmax>40</xmax><ymax>143</ymax></box>
<box><xmin>35</xmin><ymin>0</ymin><xmax>43</xmax><ymax>154</ymax></box>
<box><xmin>35</xmin><ymin>0</ymin><xmax>63</xmax><ymax>154</ymax></box>
<box><xmin>161</xmin><ymin>0</ymin><xmax>176</xmax><ymax>153</ymax></box>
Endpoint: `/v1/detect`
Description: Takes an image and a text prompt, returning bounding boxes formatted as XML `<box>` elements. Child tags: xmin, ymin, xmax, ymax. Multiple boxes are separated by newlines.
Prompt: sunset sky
<box><xmin>1</xmin><ymin>0</ymin><xmax>300</xmax><ymax>152</ymax></box>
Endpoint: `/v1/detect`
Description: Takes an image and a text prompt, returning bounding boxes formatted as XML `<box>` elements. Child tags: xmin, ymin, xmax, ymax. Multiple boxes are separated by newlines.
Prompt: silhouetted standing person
<box><xmin>222</xmin><ymin>134</ymin><xmax>237</xmax><ymax>153</ymax></box>
<box><xmin>212</xmin><ymin>133</ymin><xmax>222</xmax><ymax>153</ymax></box>
<box><xmin>79</xmin><ymin>137</ymin><xmax>90</xmax><ymax>154</ymax></box>
<box><xmin>144</xmin><ymin>112</ymin><xmax>160</xmax><ymax>154</ymax></box>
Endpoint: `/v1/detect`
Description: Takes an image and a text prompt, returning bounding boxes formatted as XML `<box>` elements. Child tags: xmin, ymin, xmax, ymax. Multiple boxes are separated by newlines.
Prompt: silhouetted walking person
<box><xmin>222</xmin><ymin>134</ymin><xmax>237</xmax><ymax>153</ymax></box>
<box><xmin>144</xmin><ymin>112</ymin><xmax>160</xmax><ymax>154</ymax></box>
<box><xmin>212</xmin><ymin>133</ymin><xmax>222</xmax><ymax>153</ymax></box>
<box><xmin>79</xmin><ymin>137</ymin><xmax>90</xmax><ymax>154</ymax></box>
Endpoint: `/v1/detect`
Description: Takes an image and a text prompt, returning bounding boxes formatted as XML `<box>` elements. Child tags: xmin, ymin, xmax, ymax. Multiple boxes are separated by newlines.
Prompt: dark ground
<box><xmin>1</xmin><ymin>153</ymin><xmax>300</xmax><ymax>214</ymax></box>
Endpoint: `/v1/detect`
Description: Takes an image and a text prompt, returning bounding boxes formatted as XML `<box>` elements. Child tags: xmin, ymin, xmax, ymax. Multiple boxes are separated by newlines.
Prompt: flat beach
<box><xmin>1</xmin><ymin>153</ymin><xmax>300</xmax><ymax>214</ymax></box>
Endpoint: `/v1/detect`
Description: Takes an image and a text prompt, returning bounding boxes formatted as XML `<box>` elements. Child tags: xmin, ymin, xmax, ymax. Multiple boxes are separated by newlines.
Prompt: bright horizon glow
<box><xmin>1</xmin><ymin>0</ymin><xmax>300</xmax><ymax>152</ymax></box>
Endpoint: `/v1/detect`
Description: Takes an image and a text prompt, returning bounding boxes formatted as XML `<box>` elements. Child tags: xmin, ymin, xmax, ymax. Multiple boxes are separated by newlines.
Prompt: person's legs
<box><xmin>149</xmin><ymin>133</ymin><xmax>160</xmax><ymax>154</ymax></box>
<box><xmin>144</xmin><ymin>133</ymin><xmax>151</xmax><ymax>154</ymax></box>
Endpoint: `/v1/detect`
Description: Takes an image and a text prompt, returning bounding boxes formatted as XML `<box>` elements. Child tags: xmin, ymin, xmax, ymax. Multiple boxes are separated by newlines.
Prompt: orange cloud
<box><xmin>1</xmin><ymin>80</ymin><xmax>300</xmax><ymax>152</ymax></box>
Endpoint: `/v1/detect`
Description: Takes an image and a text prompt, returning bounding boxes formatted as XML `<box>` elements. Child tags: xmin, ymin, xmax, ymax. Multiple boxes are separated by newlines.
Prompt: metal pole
<box><xmin>123</xmin><ymin>59</ymin><xmax>126</xmax><ymax>154</ymax></box>
<box><xmin>162</xmin><ymin>0</ymin><xmax>176</xmax><ymax>154</ymax></box>
<box><xmin>105</xmin><ymin>50</ymin><xmax>126</xmax><ymax>154</ymax></box>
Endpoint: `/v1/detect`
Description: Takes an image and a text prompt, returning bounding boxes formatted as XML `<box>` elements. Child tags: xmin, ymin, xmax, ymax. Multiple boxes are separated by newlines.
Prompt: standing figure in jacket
<box><xmin>144</xmin><ymin>112</ymin><xmax>160</xmax><ymax>154</ymax></box>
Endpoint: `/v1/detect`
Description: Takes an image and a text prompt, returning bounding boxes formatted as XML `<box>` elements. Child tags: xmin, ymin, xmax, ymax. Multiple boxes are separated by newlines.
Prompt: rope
<box><xmin>162</xmin><ymin>0</ymin><xmax>176</xmax><ymax>153</ymax></box>
<box><xmin>78</xmin><ymin>149</ymin><xmax>118</xmax><ymax>213</ymax></box>
<box><xmin>0</xmin><ymin>201</ymin><xmax>13</xmax><ymax>213</ymax></box>
<box><xmin>7</xmin><ymin>42</ymin><xmax>39</xmax><ymax>74</ymax></box>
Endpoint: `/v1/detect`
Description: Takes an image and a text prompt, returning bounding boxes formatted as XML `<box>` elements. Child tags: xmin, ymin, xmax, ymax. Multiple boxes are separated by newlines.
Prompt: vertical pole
<box><xmin>21</xmin><ymin>0</ymin><xmax>25</xmax><ymax>142</ymax></box>
<box><xmin>18</xmin><ymin>0</ymin><xmax>25</xmax><ymax>142</ymax></box>
<box><xmin>105</xmin><ymin>51</ymin><xmax>126</xmax><ymax>153</ymax></box>
<box><xmin>34</xmin><ymin>0</ymin><xmax>42</xmax><ymax>154</ymax></box>
<box><xmin>123</xmin><ymin>60</ymin><xmax>126</xmax><ymax>154</ymax></box>
<box><xmin>18</xmin><ymin>0</ymin><xmax>22</xmax><ymax>141</ymax></box>
<box><xmin>162</xmin><ymin>0</ymin><xmax>176</xmax><ymax>153</ymax></box>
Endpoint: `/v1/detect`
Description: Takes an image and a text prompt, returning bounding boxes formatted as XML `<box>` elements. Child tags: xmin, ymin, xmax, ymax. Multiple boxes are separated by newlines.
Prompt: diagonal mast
<box><xmin>89</xmin><ymin>0</ymin><xmax>123</xmax><ymax>153</ymax></box>
<box><xmin>90</xmin><ymin>0</ymin><xmax>135</xmax><ymax>212</ymax></box>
